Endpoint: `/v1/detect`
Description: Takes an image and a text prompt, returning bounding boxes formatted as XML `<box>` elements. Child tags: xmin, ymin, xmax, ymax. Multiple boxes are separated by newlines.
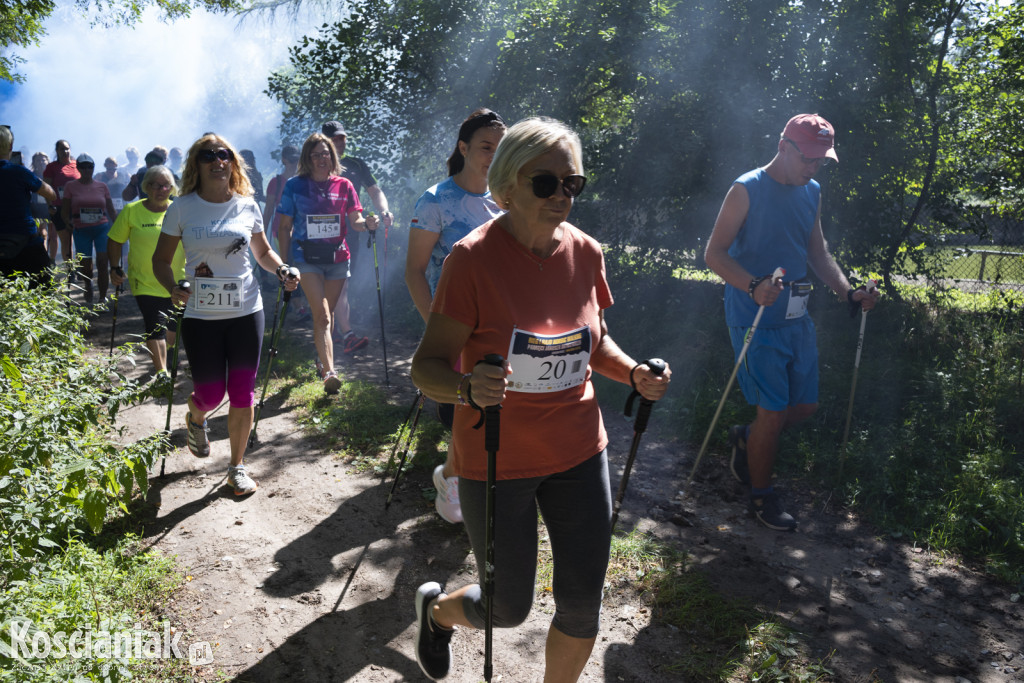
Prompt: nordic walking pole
<box><xmin>160</xmin><ymin>280</ymin><xmax>191</xmax><ymax>478</ymax></box>
<box><xmin>837</xmin><ymin>280</ymin><xmax>878</xmax><ymax>481</ymax></box>
<box><xmin>383</xmin><ymin>391</ymin><xmax>424</xmax><ymax>479</ymax></box>
<box><xmin>479</xmin><ymin>353</ymin><xmax>505</xmax><ymax>683</ymax></box>
<box><xmin>383</xmin><ymin>392</ymin><xmax>426</xmax><ymax>508</ymax></box>
<box><xmin>611</xmin><ymin>358</ymin><xmax>667</xmax><ymax>533</ymax></box>
<box><xmin>249</xmin><ymin>276</ymin><xmax>285</xmax><ymax>442</ymax></box>
<box><xmin>249</xmin><ymin>266</ymin><xmax>299</xmax><ymax>448</ymax></box>
<box><xmin>367</xmin><ymin>215</ymin><xmax>391</xmax><ymax>388</ymax></box>
<box><xmin>685</xmin><ymin>267</ymin><xmax>785</xmax><ymax>488</ymax></box>
<box><xmin>108</xmin><ymin>267</ymin><xmax>125</xmax><ymax>356</ymax></box>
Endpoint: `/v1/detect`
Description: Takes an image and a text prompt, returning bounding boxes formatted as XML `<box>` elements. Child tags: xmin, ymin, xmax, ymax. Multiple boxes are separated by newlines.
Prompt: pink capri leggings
<box><xmin>180</xmin><ymin>310</ymin><xmax>265</xmax><ymax>411</ymax></box>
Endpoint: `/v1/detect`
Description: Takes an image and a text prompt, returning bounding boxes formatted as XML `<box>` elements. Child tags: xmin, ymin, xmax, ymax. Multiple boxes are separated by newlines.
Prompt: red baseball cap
<box><xmin>782</xmin><ymin>114</ymin><xmax>838</xmax><ymax>163</ymax></box>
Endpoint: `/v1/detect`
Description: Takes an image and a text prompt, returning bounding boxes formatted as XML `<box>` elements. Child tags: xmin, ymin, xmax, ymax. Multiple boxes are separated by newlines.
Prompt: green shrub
<box><xmin>0</xmin><ymin>535</ymin><xmax>185</xmax><ymax>683</ymax></box>
<box><xmin>0</xmin><ymin>273</ymin><xmax>166</xmax><ymax>586</ymax></box>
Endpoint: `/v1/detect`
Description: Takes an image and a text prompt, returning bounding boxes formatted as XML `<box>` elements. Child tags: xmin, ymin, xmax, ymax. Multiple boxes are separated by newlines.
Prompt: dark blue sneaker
<box><xmin>749</xmin><ymin>491</ymin><xmax>797</xmax><ymax>531</ymax></box>
<box><xmin>415</xmin><ymin>581</ymin><xmax>453</xmax><ymax>680</ymax></box>
<box><xmin>728</xmin><ymin>425</ymin><xmax>750</xmax><ymax>485</ymax></box>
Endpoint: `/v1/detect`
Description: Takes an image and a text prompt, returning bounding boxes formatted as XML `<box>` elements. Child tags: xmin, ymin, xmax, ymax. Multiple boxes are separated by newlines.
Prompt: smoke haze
<box><xmin>0</xmin><ymin>2</ymin><xmax>321</xmax><ymax>179</ymax></box>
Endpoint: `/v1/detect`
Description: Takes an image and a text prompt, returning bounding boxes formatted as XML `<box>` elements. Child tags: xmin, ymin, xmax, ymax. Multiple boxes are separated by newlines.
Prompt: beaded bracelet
<box><xmin>456</xmin><ymin>373</ymin><xmax>472</xmax><ymax>406</ymax></box>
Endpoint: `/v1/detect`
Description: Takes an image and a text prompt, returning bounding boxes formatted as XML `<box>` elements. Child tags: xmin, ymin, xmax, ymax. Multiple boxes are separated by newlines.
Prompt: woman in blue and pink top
<box><xmin>276</xmin><ymin>132</ymin><xmax>379</xmax><ymax>395</ymax></box>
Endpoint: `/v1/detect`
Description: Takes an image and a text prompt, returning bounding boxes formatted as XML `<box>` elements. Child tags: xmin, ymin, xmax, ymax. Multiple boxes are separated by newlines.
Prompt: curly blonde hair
<box><xmin>178</xmin><ymin>134</ymin><xmax>253</xmax><ymax>197</ymax></box>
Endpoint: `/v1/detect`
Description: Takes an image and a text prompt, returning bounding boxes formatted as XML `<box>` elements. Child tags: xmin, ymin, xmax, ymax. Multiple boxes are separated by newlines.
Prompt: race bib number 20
<box><xmin>505</xmin><ymin>325</ymin><xmax>592</xmax><ymax>393</ymax></box>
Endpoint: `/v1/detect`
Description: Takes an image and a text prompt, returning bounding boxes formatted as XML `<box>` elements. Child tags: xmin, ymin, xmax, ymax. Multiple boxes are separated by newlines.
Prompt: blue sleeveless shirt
<box><xmin>724</xmin><ymin>168</ymin><xmax>820</xmax><ymax>328</ymax></box>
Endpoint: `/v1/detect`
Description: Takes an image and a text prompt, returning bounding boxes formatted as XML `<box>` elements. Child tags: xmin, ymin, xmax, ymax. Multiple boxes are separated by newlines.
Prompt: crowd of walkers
<box><xmin>0</xmin><ymin>110</ymin><xmax>879</xmax><ymax>681</ymax></box>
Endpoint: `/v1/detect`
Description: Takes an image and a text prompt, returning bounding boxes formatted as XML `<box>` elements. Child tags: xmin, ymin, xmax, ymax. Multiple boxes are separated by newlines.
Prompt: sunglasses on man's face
<box><xmin>521</xmin><ymin>173</ymin><xmax>587</xmax><ymax>199</ymax></box>
<box><xmin>784</xmin><ymin>138</ymin><xmax>832</xmax><ymax>168</ymax></box>
<box><xmin>78</xmin><ymin>163</ymin><xmax>94</xmax><ymax>170</ymax></box>
<box><xmin>197</xmin><ymin>148</ymin><xmax>233</xmax><ymax>164</ymax></box>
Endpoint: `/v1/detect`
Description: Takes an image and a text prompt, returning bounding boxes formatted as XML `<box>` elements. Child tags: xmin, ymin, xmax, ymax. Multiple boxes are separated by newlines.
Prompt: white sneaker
<box><xmin>432</xmin><ymin>464</ymin><xmax>462</xmax><ymax>524</ymax></box>
<box><xmin>227</xmin><ymin>464</ymin><xmax>259</xmax><ymax>496</ymax></box>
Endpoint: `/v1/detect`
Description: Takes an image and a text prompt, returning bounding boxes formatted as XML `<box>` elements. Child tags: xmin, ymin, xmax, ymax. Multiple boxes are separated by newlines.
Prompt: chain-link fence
<box><xmin>921</xmin><ymin>215</ymin><xmax>1024</xmax><ymax>294</ymax></box>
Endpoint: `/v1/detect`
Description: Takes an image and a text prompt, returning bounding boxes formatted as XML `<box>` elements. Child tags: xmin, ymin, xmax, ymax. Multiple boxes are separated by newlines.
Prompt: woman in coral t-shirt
<box><xmin>409</xmin><ymin>118</ymin><xmax>671</xmax><ymax>682</ymax></box>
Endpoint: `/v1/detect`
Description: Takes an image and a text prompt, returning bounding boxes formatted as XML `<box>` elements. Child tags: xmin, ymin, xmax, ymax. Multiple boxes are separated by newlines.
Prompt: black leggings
<box><xmin>457</xmin><ymin>450</ymin><xmax>612</xmax><ymax>639</ymax></box>
<box><xmin>135</xmin><ymin>295</ymin><xmax>176</xmax><ymax>341</ymax></box>
<box><xmin>181</xmin><ymin>310</ymin><xmax>265</xmax><ymax>411</ymax></box>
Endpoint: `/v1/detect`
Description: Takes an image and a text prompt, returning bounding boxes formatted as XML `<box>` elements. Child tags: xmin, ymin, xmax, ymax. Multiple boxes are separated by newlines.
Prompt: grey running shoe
<box><xmin>749</xmin><ymin>491</ymin><xmax>797</xmax><ymax>531</ymax></box>
<box><xmin>415</xmin><ymin>581</ymin><xmax>453</xmax><ymax>680</ymax></box>
<box><xmin>728</xmin><ymin>424</ymin><xmax>750</xmax><ymax>485</ymax></box>
<box><xmin>186</xmin><ymin>415</ymin><xmax>210</xmax><ymax>457</ymax></box>
<box><xmin>227</xmin><ymin>464</ymin><xmax>258</xmax><ymax>496</ymax></box>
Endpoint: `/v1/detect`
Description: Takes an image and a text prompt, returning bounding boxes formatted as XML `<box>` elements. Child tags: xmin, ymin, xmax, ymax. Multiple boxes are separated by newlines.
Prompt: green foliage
<box><xmin>947</xmin><ymin>1</ymin><xmax>1024</xmax><ymax>213</ymax></box>
<box><xmin>809</xmin><ymin>294</ymin><xmax>1024</xmax><ymax>584</ymax></box>
<box><xmin>602</xmin><ymin>252</ymin><xmax>1024</xmax><ymax>585</ymax></box>
<box><xmin>1</xmin><ymin>0</ymin><xmax>246</xmax><ymax>82</ymax></box>
<box><xmin>0</xmin><ymin>535</ymin><xmax>186</xmax><ymax>683</ymax></box>
<box><xmin>0</xmin><ymin>274</ymin><xmax>165</xmax><ymax>587</ymax></box>
<box><xmin>267</xmin><ymin>0</ymin><xmax>1023</xmax><ymax>294</ymax></box>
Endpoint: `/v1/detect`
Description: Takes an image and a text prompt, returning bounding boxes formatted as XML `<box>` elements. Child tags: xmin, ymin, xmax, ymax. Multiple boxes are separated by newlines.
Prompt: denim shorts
<box><xmin>729</xmin><ymin>315</ymin><xmax>819</xmax><ymax>411</ymax></box>
<box><xmin>73</xmin><ymin>222</ymin><xmax>111</xmax><ymax>257</ymax></box>
<box><xmin>296</xmin><ymin>258</ymin><xmax>350</xmax><ymax>281</ymax></box>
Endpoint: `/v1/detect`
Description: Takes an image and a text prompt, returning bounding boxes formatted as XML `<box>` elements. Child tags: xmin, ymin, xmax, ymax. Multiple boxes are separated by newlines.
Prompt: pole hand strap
<box><xmin>624</xmin><ymin>359</ymin><xmax>667</xmax><ymax>434</ymax></box>
<box><xmin>469</xmin><ymin>354</ymin><xmax>505</xmax><ymax>430</ymax></box>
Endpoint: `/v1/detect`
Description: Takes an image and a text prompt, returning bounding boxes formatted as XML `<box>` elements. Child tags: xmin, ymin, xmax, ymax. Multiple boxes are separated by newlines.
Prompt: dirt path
<box><xmin>86</xmin><ymin>290</ymin><xmax>1023</xmax><ymax>683</ymax></box>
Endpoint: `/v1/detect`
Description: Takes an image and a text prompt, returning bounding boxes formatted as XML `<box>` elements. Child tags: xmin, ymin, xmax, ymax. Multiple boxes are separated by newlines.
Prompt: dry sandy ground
<box><xmin>86</xmin><ymin>288</ymin><xmax>1022</xmax><ymax>683</ymax></box>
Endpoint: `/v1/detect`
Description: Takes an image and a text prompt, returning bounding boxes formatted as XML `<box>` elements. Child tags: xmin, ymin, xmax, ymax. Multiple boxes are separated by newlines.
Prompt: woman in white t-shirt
<box><xmin>153</xmin><ymin>134</ymin><xmax>299</xmax><ymax>496</ymax></box>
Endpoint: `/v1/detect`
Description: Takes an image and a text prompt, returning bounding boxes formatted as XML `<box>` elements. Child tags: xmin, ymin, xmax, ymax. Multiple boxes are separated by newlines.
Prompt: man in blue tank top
<box><xmin>704</xmin><ymin>113</ymin><xmax>879</xmax><ymax>531</ymax></box>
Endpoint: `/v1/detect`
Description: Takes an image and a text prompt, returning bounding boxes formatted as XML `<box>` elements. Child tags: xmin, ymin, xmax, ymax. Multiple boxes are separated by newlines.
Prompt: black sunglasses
<box><xmin>521</xmin><ymin>173</ymin><xmax>587</xmax><ymax>199</ymax></box>
<box><xmin>196</xmin><ymin>148</ymin><xmax>233</xmax><ymax>164</ymax></box>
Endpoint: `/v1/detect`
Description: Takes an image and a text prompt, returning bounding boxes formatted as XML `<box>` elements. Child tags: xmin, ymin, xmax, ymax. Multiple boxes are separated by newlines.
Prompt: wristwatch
<box><xmin>748</xmin><ymin>275</ymin><xmax>769</xmax><ymax>299</ymax></box>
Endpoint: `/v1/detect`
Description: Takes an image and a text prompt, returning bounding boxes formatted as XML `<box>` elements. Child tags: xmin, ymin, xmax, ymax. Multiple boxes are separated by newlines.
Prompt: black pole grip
<box><xmin>481</xmin><ymin>354</ymin><xmax>505</xmax><ymax>453</ymax></box>
<box><xmin>280</xmin><ymin>266</ymin><xmax>299</xmax><ymax>303</ymax></box>
<box><xmin>624</xmin><ymin>358</ymin><xmax>666</xmax><ymax>433</ymax></box>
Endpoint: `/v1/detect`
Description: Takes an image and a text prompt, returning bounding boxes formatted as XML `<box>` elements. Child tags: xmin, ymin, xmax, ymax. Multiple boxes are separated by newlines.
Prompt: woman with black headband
<box><xmin>410</xmin><ymin>117</ymin><xmax>670</xmax><ymax>681</ymax></box>
<box><xmin>405</xmin><ymin>108</ymin><xmax>507</xmax><ymax>524</ymax></box>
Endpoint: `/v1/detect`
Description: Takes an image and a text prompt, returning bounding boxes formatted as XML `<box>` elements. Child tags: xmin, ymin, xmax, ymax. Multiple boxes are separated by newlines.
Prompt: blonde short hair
<box><xmin>0</xmin><ymin>126</ymin><xmax>12</xmax><ymax>156</ymax></box>
<box><xmin>142</xmin><ymin>165</ymin><xmax>178</xmax><ymax>198</ymax></box>
<box><xmin>487</xmin><ymin>117</ymin><xmax>584</xmax><ymax>209</ymax></box>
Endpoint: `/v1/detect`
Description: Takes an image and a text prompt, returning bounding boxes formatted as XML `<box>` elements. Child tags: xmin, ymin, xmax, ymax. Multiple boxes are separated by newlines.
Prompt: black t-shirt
<box><xmin>339</xmin><ymin>156</ymin><xmax>377</xmax><ymax>196</ymax></box>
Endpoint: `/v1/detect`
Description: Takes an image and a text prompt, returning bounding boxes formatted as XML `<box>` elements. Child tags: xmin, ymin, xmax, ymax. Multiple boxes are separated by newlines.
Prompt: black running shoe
<box><xmin>414</xmin><ymin>582</ymin><xmax>453</xmax><ymax>680</ymax></box>
<box><xmin>749</xmin><ymin>491</ymin><xmax>797</xmax><ymax>531</ymax></box>
<box><xmin>728</xmin><ymin>424</ymin><xmax>750</xmax><ymax>485</ymax></box>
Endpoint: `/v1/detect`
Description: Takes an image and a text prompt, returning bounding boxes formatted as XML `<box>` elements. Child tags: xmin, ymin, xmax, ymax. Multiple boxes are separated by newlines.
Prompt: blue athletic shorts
<box><xmin>729</xmin><ymin>315</ymin><xmax>818</xmax><ymax>411</ymax></box>
<box><xmin>73</xmin><ymin>222</ymin><xmax>111</xmax><ymax>257</ymax></box>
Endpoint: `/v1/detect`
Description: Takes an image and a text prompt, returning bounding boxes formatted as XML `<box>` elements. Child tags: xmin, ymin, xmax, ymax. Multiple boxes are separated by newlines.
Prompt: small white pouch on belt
<box><xmin>786</xmin><ymin>281</ymin><xmax>813</xmax><ymax>320</ymax></box>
